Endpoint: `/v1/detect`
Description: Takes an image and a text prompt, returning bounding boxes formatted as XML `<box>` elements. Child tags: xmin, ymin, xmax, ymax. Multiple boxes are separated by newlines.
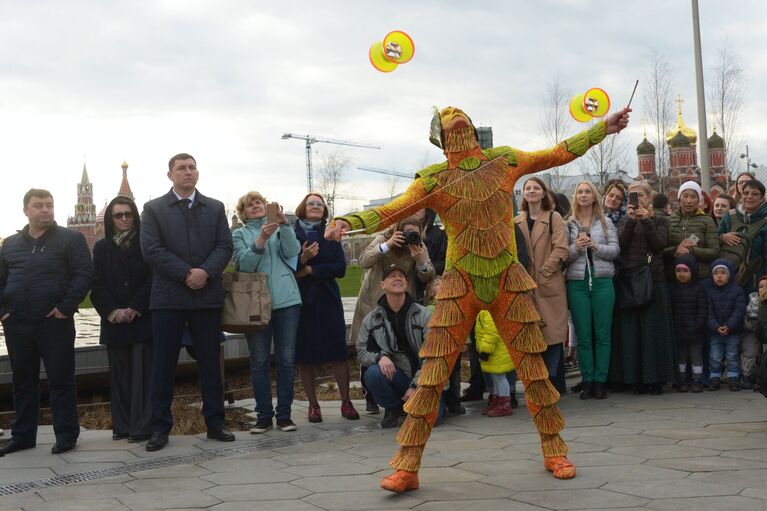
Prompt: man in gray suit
<box><xmin>140</xmin><ymin>153</ymin><xmax>234</xmax><ymax>451</ymax></box>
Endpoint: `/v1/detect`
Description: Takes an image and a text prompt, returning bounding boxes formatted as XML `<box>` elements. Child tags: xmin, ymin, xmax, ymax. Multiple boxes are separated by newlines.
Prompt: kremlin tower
<box><xmin>68</xmin><ymin>161</ymin><xmax>136</xmax><ymax>251</ymax></box>
<box><xmin>67</xmin><ymin>163</ymin><xmax>99</xmax><ymax>250</ymax></box>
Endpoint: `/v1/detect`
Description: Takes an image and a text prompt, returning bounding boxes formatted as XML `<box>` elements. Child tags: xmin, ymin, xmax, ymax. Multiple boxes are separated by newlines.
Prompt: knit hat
<box><xmin>678</xmin><ymin>180</ymin><xmax>702</xmax><ymax>199</ymax></box>
<box><xmin>674</xmin><ymin>263</ymin><xmax>691</xmax><ymax>272</ymax></box>
<box><xmin>711</xmin><ymin>263</ymin><xmax>731</xmax><ymax>276</ymax></box>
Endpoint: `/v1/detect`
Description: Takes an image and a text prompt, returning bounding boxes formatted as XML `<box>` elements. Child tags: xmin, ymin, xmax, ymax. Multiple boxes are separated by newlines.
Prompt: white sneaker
<box><xmin>276</xmin><ymin>419</ymin><xmax>297</xmax><ymax>432</ymax></box>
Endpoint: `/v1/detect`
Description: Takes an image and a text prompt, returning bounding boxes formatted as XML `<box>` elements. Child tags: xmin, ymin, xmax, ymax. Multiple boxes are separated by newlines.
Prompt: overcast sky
<box><xmin>1</xmin><ymin>0</ymin><xmax>766</xmax><ymax>237</ymax></box>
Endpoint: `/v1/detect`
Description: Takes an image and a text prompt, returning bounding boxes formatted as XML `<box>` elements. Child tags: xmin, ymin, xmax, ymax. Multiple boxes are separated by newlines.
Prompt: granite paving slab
<box><xmin>290</xmin><ymin>474</ymin><xmax>384</xmax><ymax>493</ymax></box>
<box><xmin>643</xmin><ymin>455</ymin><xmax>767</xmax><ymax>472</ymax></box>
<box><xmin>608</xmin><ymin>444</ymin><xmax>721</xmax><ymax>459</ymax></box>
<box><xmin>209</xmin><ymin>501</ymin><xmax>325</xmax><ymax>511</ymax></box>
<box><xmin>35</xmin><ymin>482</ymin><xmax>135</xmax><ymax>502</ymax></box>
<box><xmin>719</xmin><ymin>447</ymin><xmax>767</xmax><ymax>462</ymax></box>
<box><xmin>204</xmin><ymin>482</ymin><xmax>312</xmax><ymax>501</ymax></box>
<box><xmin>303</xmin><ymin>490</ymin><xmax>423</xmax><ymax>510</ymax></box>
<box><xmin>415</xmin><ymin>499</ymin><xmax>548</xmax><ymax>511</ymax></box>
<box><xmin>513</xmin><ymin>488</ymin><xmax>648</xmax><ymax>509</ymax></box>
<box><xmin>118</xmin><ymin>490</ymin><xmax>221</xmax><ymax>510</ymax></box>
<box><xmin>686</xmin><ymin>468</ymin><xmax>767</xmax><ymax>489</ymax></box>
<box><xmin>603</xmin><ymin>478</ymin><xmax>742</xmax><ymax>498</ymax></box>
<box><xmin>481</xmin><ymin>472</ymin><xmax>607</xmax><ymax>491</ymax></box>
<box><xmin>646</xmin><ymin>495</ymin><xmax>767</xmax><ymax>511</ymax></box>
<box><xmin>576</xmin><ymin>464</ymin><xmax>689</xmax><ymax>482</ymax></box>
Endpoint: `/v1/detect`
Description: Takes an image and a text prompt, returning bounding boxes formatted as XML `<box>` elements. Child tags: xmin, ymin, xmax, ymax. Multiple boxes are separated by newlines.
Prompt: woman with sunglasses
<box><xmin>91</xmin><ymin>196</ymin><xmax>153</xmax><ymax>442</ymax></box>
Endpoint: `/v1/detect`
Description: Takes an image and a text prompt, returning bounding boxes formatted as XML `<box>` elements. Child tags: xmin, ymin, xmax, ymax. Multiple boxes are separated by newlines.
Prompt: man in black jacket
<box><xmin>0</xmin><ymin>189</ymin><xmax>92</xmax><ymax>456</ymax></box>
<box><xmin>140</xmin><ymin>153</ymin><xmax>234</xmax><ymax>451</ymax></box>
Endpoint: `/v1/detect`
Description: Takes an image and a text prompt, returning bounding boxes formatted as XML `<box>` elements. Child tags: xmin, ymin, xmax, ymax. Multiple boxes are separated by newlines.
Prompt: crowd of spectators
<box><xmin>1</xmin><ymin>152</ymin><xmax>766</xmax><ymax>454</ymax></box>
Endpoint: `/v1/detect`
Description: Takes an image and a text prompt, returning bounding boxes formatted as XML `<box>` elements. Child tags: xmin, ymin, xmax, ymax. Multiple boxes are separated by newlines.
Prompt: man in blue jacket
<box><xmin>140</xmin><ymin>153</ymin><xmax>234</xmax><ymax>451</ymax></box>
<box><xmin>0</xmin><ymin>189</ymin><xmax>92</xmax><ymax>456</ymax></box>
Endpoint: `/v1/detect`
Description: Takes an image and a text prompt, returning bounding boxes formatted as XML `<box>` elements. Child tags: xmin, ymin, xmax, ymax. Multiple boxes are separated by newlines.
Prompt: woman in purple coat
<box><xmin>293</xmin><ymin>193</ymin><xmax>359</xmax><ymax>423</ymax></box>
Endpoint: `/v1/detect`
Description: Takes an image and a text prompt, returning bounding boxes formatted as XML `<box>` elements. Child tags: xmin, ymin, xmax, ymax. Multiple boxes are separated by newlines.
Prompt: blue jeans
<box><xmin>246</xmin><ymin>305</ymin><xmax>300</xmax><ymax>420</ymax></box>
<box><xmin>709</xmin><ymin>334</ymin><xmax>740</xmax><ymax>379</ymax></box>
<box><xmin>364</xmin><ymin>364</ymin><xmax>412</xmax><ymax>409</ymax></box>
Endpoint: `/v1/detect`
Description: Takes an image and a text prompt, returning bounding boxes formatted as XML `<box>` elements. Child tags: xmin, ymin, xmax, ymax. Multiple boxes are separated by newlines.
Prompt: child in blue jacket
<box><xmin>707</xmin><ymin>259</ymin><xmax>746</xmax><ymax>391</ymax></box>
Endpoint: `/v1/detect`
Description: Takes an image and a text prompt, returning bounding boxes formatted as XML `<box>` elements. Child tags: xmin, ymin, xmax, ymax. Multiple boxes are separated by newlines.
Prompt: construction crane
<box><xmin>356</xmin><ymin>166</ymin><xmax>413</xmax><ymax>179</ymax></box>
<box><xmin>281</xmin><ymin>133</ymin><xmax>380</xmax><ymax>191</ymax></box>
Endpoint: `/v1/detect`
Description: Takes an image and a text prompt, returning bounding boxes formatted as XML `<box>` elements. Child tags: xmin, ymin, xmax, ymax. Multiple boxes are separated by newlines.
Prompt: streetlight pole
<box><xmin>740</xmin><ymin>144</ymin><xmax>759</xmax><ymax>177</ymax></box>
<box><xmin>691</xmin><ymin>0</ymin><xmax>711</xmax><ymax>193</ymax></box>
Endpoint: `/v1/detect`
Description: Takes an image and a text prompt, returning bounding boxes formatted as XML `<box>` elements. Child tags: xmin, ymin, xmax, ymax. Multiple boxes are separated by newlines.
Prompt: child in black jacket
<box><xmin>669</xmin><ymin>255</ymin><xmax>708</xmax><ymax>392</ymax></box>
<box><xmin>707</xmin><ymin>259</ymin><xmax>746</xmax><ymax>391</ymax></box>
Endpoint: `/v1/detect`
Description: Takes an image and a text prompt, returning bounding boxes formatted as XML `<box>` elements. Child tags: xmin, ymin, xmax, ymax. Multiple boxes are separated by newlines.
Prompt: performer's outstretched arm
<box><xmin>333</xmin><ymin>178</ymin><xmax>432</xmax><ymax>235</ymax></box>
<box><xmin>514</xmin><ymin>121</ymin><xmax>607</xmax><ymax>179</ymax></box>
<box><xmin>512</xmin><ymin>107</ymin><xmax>630</xmax><ymax>181</ymax></box>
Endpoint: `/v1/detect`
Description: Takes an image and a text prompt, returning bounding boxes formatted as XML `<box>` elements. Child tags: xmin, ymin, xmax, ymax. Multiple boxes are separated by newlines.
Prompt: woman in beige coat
<box><xmin>513</xmin><ymin>176</ymin><xmax>570</xmax><ymax>389</ymax></box>
<box><xmin>351</xmin><ymin>216</ymin><xmax>435</xmax><ymax>413</ymax></box>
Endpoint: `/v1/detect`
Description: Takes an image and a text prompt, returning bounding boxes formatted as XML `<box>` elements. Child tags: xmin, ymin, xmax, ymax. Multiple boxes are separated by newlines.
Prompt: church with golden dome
<box><xmin>636</xmin><ymin>96</ymin><xmax>729</xmax><ymax>200</ymax></box>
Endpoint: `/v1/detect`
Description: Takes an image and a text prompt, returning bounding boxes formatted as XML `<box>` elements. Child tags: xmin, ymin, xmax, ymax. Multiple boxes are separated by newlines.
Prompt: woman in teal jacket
<box><xmin>233</xmin><ymin>191</ymin><xmax>302</xmax><ymax>433</ymax></box>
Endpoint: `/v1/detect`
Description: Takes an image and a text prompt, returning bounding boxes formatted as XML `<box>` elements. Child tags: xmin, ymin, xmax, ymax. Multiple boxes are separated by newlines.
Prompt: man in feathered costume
<box><xmin>327</xmin><ymin>105</ymin><xmax>631</xmax><ymax>492</ymax></box>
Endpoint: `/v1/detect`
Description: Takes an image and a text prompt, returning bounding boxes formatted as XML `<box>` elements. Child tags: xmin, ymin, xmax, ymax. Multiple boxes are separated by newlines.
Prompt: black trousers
<box><xmin>150</xmin><ymin>309</ymin><xmax>224</xmax><ymax>433</ymax></box>
<box><xmin>2</xmin><ymin>317</ymin><xmax>79</xmax><ymax>444</ymax></box>
<box><xmin>108</xmin><ymin>342</ymin><xmax>153</xmax><ymax>437</ymax></box>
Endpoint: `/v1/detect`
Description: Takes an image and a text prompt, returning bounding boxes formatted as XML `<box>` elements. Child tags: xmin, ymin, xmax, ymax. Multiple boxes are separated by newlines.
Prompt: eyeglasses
<box><xmin>112</xmin><ymin>212</ymin><xmax>134</xmax><ymax>220</ymax></box>
<box><xmin>306</xmin><ymin>201</ymin><xmax>324</xmax><ymax>207</ymax></box>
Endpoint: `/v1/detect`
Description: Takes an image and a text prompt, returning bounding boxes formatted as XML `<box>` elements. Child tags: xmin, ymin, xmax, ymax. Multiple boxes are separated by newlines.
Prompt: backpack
<box><xmin>719</xmin><ymin>209</ymin><xmax>767</xmax><ymax>287</ymax></box>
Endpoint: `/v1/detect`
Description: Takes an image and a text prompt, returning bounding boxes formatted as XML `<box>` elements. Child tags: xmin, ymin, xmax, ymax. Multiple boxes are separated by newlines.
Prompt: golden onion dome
<box><xmin>666</xmin><ymin>96</ymin><xmax>697</xmax><ymax>144</ymax></box>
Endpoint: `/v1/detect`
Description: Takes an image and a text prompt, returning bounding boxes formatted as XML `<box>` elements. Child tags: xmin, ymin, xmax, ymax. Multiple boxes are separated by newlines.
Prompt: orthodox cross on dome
<box><xmin>640</xmin><ymin>116</ymin><xmax>648</xmax><ymax>138</ymax></box>
<box><xmin>675</xmin><ymin>95</ymin><xmax>684</xmax><ymax>115</ymax></box>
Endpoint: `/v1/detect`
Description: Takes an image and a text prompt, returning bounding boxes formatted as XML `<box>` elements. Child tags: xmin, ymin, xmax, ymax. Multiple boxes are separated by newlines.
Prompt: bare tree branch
<box><xmin>642</xmin><ymin>48</ymin><xmax>675</xmax><ymax>192</ymax></box>
<box><xmin>540</xmin><ymin>72</ymin><xmax>571</xmax><ymax>192</ymax></box>
<box><xmin>317</xmin><ymin>151</ymin><xmax>351</xmax><ymax>218</ymax></box>
<box><xmin>707</xmin><ymin>37</ymin><xmax>746</xmax><ymax>180</ymax></box>
<box><xmin>577</xmin><ymin>125</ymin><xmax>629</xmax><ymax>188</ymax></box>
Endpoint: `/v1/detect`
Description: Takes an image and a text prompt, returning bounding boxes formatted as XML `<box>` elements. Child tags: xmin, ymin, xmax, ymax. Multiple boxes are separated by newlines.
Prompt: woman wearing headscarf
<box><xmin>91</xmin><ymin>196</ymin><xmax>153</xmax><ymax>441</ymax></box>
<box><xmin>610</xmin><ymin>181</ymin><xmax>676</xmax><ymax>394</ymax></box>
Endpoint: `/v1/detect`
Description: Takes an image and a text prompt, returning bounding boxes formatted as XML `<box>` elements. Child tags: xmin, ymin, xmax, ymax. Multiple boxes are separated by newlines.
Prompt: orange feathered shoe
<box><xmin>380</xmin><ymin>470</ymin><xmax>420</xmax><ymax>492</ymax></box>
<box><xmin>544</xmin><ymin>456</ymin><xmax>576</xmax><ymax>479</ymax></box>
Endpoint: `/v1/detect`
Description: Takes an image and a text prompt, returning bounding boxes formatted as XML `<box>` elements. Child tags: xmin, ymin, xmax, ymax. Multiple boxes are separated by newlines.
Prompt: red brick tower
<box><xmin>67</xmin><ymin>163</ymin><xmax>98</xmax><ymax>251</ymax></box>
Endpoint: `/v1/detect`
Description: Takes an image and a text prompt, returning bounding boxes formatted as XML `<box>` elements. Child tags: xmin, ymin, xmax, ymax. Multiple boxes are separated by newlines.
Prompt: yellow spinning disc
<box><xmin>569</xmin><ymin>94</ymin><xmax>592</xmax><ymax>122</ymax></box>
<box><xmin>382</xmin><ymin>30</ymin><xmax>415</xmax><ymax>64</ymax></box>
<box><xmin>583</xmin><ymin>88</ymin><xmax>610</xmax><ymax>117</ymax></box>
<box><xmin>369</xmin><ymin>41</ymin><xmax>398</xmax><ymax>72</ymax></box>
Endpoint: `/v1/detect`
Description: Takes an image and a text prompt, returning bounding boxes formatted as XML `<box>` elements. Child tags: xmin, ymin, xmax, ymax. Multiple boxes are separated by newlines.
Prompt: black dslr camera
<box><xmin>403</xmin><ymin>231</ymin><xmax>422</xmax><ymax>245</ymax></box>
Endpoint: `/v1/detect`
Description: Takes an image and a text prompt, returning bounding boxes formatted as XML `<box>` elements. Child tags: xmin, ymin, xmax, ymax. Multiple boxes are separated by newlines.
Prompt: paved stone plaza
<box><xmin>0</xmin><ymin>385</ymin><xmax>765</xmax><ymax>510</ymax></box>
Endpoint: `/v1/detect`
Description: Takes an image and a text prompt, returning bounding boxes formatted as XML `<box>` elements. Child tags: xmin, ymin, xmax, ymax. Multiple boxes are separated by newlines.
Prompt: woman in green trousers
<box><xmin>566</xmin><ymin>182</ymin><xmax>620</xmax><ymax>399</ymax></box>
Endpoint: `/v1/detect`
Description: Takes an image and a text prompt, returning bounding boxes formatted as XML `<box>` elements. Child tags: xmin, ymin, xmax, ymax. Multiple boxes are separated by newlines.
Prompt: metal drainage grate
<box><xmin>0</xmin><ymin>423</ymin><xmax>381</xmax><ymax>496</ymax></box>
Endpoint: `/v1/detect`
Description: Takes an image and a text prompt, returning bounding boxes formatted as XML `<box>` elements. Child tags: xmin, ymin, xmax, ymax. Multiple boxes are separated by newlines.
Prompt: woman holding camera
<box><xmin>292</xmin><ymin>193</ymin><xmax>359</xmax><ymax>423</ymax></box>
<box><xmin>565</xmin><ymin>182</ymin><xmax>620</xmax><ymax>399</ymax></box>
<box><xmin>513</xmin><ymin>177</ymin><xmax>569</xmax><ymax>389</ymax></box>
<box><xmin>611</xmin><ymin>181</ymin><xmax>676</xmax><ymax>395</ymax></box>
<box><xmin>233</xmin><ymin>191</ymin><xmax>302</xmax><ymax>433</ymax></box>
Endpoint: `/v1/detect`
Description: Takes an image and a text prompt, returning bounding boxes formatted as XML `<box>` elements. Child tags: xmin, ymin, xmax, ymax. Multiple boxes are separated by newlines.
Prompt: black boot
<box><xmin>579</xmin><ymin>382</ymin><xmax>594</xmax><ymax>400</ymax></box>
<box><xmin>380</xmin><ymin>406</ymin><xmax>404</xmax><ymax>428</ymax></box>
<box><xmin>593</xmin><ymin>382</ymin><xmax>606</xmax><ymax>400</ymax></box>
